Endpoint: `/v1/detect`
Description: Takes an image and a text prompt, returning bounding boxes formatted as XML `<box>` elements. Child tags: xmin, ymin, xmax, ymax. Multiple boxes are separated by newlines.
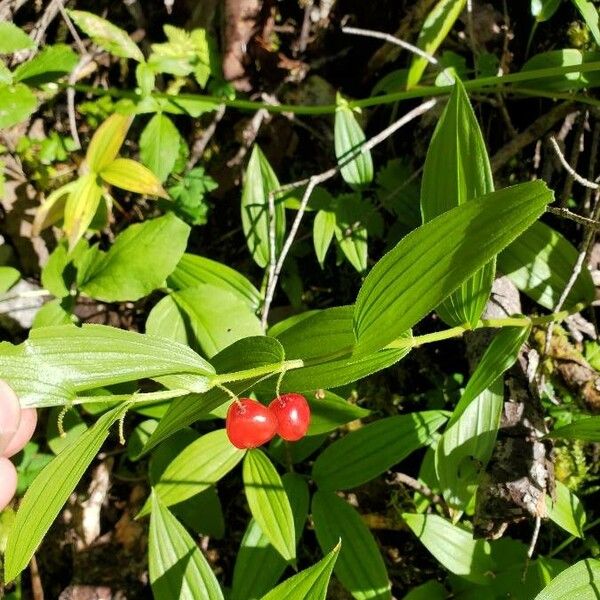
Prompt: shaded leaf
<box><xmin>13</xmin><ymin>44</ymin><xmax>77</xmax><ymax>85</ymax></box>
<box><xmin>149</xmin><ymin>492</ymin><xmax>224</xmax><ymax>600</ymax></box>
<box><xmin>241</xmin><ymin>145</ymin><xmax>285</xmax><ymax>268</ymax></box>
<box><xmin>312</xmin><ymin>491</ymin><xmax>391</xmax><ymax>600</ymax></box>
<box><xmin>547</xmin><ymin>417</ymin><xmax>600</xmax><ymax>442</ymax></box>
<box><xmin>140</xmin><ymin>113</ymin><xmax>181</xmax><ymax>183</ymax></box>
<box><xmin>546</xmin><ymin>481</ymin><xmax>586</xmax><ymax>538</ymax></box>
<box><xmin>313</xmin><ymin>411</ymin><xmax>447</xmax><ymax>491</ymax></box>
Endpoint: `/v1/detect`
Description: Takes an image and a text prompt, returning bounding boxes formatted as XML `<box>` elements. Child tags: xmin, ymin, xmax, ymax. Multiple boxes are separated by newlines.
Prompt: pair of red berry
<box><xmin>226</xmin><ymin>393</ymin><xmax>311</xmax><ymax>449</ymax></box>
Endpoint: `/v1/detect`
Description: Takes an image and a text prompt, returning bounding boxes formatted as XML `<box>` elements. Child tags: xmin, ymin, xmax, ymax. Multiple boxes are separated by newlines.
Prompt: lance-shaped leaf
<box><xmin>32</xmin><ymin>182</ymin><xmax>76</xmax><ymax>236</ymax></box>
<box><xmin>314</xmin><ymin>210</ymin><xmax>336</xmax><ymax>267</ymax></box>
<box><xmin>535</xmin><ymin>558</ymin><xmax>600</xmax><ymax>599</ymax></box>
<box><xmin>149</xmin><ymin>492</ymin><xmax>224</xmax><ymax>600</ymax></box>
<box><xmin>546</xmin><ymin>481</ymin><xmax>586</xmax><ymax>538</ymax></box>
<box><xmin>241</xmin><ymin>145</ymin><xmax>285</xmax><ymax>268</ymax></box>
<box><xmin>68</xmin><ymin>10</ymin><xmax>144</xmax><ymax>61</ymax></box>
<box><xmin>4</xmin><ymin>405</ymin><xmax>126</xmax><ymax>582</ymax></box>
<box><xmin>312</xmin><ymin>491</ymin><xmax>391</xmax><ymax>600</ymax></box>
<box><xmin>407</xmin><ymin>0</ymin><xmax>467</xmax><ymax>88</ymax></box>
<box><xmin>232</xmin><ymin>473</ymin><xmax>309</xmax><ymax>600</ymax></box>
<box><xmin>0</xmin><ymin>324</ymin><xmax>214</xmax><ymax>409</ymax></box>
<box><xmin>312</xmin><ymin>411</ymin><xmax>447</xmax><ymax>491</ymax></box>
<box><xmin>85</xmin><ymin>112</ymin><xmax>132</xmax><ymax>173</ymax></box>
<box><xmin>335</xmin><ymin>97</ymin><xmax>373</xmax><ymax>189</ymax></box>
<box><xmin>243</xmin><ymin>449</ymin><xmax>296</xmax><ymax>562</ymax></box>
<box><xmin>403</xmin><ymin>513</ymin><xmax>494</xmax><ymax>584</ymax></box>
<box><xmin>169</xmin><ymin>253</ymin><xmax>261</xmax><ymax>311</ymax></box>
<box><xmin>448</xmin><ymin>326</ymin><xmax>530</xmax><ymax>427</ymax></box>
<box><xmin>139</xmin><ymin>430</ymin><xmax>245</xmax><ymax>516</ymax></box>
<box><xmin>498</xmin><ymin>221</ymin><xmax>595</xmax><ymax>310</ymax></box>
<box><xmin>63</xmin><ymin>173</ymin><xmax>104</xmax><ymax>251</ymax></box>
<box><xmin>259</xmin><ymin>543</ymin><xmax>341</xmax><ymax>600</ymax></box>
<box><xmin>572</xmin><ymin>0</ymin><xmax>600</xmax><ymax>46</ymax></box>
<box><xmin>421</xmin><ymin>78</ymin><xmax>495</xmax><ymax>328</ymax></box>
<box><xmin>354</xmin><ymin>180</ymin><xmax>553</xmax><ymax>355</ymax></box>
<box><xmin>13</xmin><ymin>44</ymin><xmax>78</xmax><ymax>85</ymax></box>
<box><xmin>100</xmin><ymin>158</ymin><xmax>168</xmax><ymax>198</ymax></box>
<box><xmin>546</xmin><ymin>417</ymin><xmax>600</xmax><ymax>442</ymax></box>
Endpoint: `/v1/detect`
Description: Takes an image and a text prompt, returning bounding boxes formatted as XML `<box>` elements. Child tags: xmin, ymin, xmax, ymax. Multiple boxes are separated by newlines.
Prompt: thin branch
<box><xmin>547</xmin><ymin>206</ymin><xmax>600</xmax><ymax>229</ymax></box>
<box><xmin>56</xmin><ymin>0</ymin><xmax>87</xmax><ymax>55</ymax></box>
<box><xmin>187</xmin><ymin>104</ymin><xmax>226</xmax><ymax>169</ymax></box>
<box><xmin>389</xmin><ymin>472</ymin><xmax>450</xmax><ymax>517</ymax></box>
<box><xmin>342</xmin><ymin>25</ymin><xmax>438</xmax><ymax>66</ymax></box>
<box><xmin>550</xmin><ymin>135</ymin><xmax>599</xmax><ymax>190</ymax></box>
<box><xmin>260</xmin><ymin>99</ymin><xmax>437</xmax><ymax>326</ymax></box>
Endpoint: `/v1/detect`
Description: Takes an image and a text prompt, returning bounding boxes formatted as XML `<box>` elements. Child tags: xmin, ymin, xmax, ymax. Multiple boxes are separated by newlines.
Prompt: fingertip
<box><xmin>4</xmin><ymin>408</ymin><xmax>37</xmax><ymax>458</ymax></box>
<box><xmin>0</xmin><ymin>457</ymin><xmax>18</xmax><ymax>511</ymax></box>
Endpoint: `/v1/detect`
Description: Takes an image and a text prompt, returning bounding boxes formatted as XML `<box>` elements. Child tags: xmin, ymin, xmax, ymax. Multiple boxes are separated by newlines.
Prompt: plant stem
<box><xmin>549</xmin><ymin>516</ymin><xmax>600</xmax><ymax>557</ymax></box>
<box><xmin>211</xmin><ymin>359</ymin><xmax>305</xmax><ymax>385</ymax></box>
<box><xmin>64</xmin><ymin>61</ymin><xmax>600</xmax><ymax>116</ymax></box>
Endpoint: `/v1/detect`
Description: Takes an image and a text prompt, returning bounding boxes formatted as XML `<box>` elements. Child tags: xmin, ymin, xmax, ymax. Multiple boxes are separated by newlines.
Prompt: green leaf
<box><xmin>232</xmin><ymin>473</ymin><xmax>309</xmax><ymax>600</ymax></box>
<box><xmin>0</xmin><ymin>324</ymin><xmax>214</xmax><ymax>409</ymax></box>
<box><xmin>146</xmin><ymin>295</ymin><xmax>189</xmax><ymax>346</ymax></box>
<box><xmin>572</xmin><ymin>0</ymin><xmax>600</xmax><ymax>46</ymax></box>
<box><xmin>241</xmin><ymin>145</ymin><xmax>285</xmax><ymax>268</ymax></box>
<box><xmin>498</xmin><ymin>221</ymin><xmax>595</xmax><ymax>311</ymax></box>
<box><xmin>532</xmin><ymin>0</ymin><xmax>562</xmax><ymax>21</ymax></box>
<box><xmin>4</xmin><ymin>405</ymin><xmax>126</xmax><ymax>582</ymax></box>
<box><xmin>307</xmin><ymin>391</ymin><xmax>371</xmax><ymax>436</ymax></box>
<box><xmin>521</xmin><ymin>50</ymin><xmax>600</xmax><ymax>91</ymax></box>
<box><xmin>535</xmin><ymin>559</ymin><xmax>600</xmax><ymax>599</ymax></box>
<box><xmin>546</xmin><ymin>481</ymin><xmax>586</xmax><ymax>538</ymax></box>
<box><xmin>312</xmin><ymin>491</ymin><xmax>391</xmax><ymax>600</ymax></box>
<box><xmin>0</xmin><ymin>83</ymin><xmax>37</xmax><ymax>128</ymax></box>
<box><xmin>547</xmin><ymin>416</ymin><xmax>600</xmax><ymax>441</ymax></box>
<box><xmin>313</xmin><ymin>411</ymin><xmax>447</xmax><ymax>491</ymax></box>
<box><xmin>421</xmin><ymin>78</ymin><xmax>495</xmax><ymax>328</ymax></box>
<box><xmin>314</xmin><ymin>210</ymin><xmax>336</xmax><ymax>267</ymax></box>
<box><xmin>139</xmin><ymin>429</ymin><xmax>245</xmax><ymax>516</ymax></box>
<box><xmin>259</xmin><ymin>543</ymin><xmax>341</xmax><ymax>600</ymax></box>
<box><xmin>334</xmin><ymin>195</ymin><xmax>369</xmax><ymax>273</ymax></box>
<box><xmin>401</xmin><ymin>581</ymin><xmax>447</xmax><ymax>600</ymax></box>
<box><xmin>167</xmin><ymin>166</ymin><xmax>217</xmax><ymax>226</ymax></box>
<box><xmin>171</xmin><ymin>285</ymin><xmax>264</xmax><ymax>358</ymax></box>
<box><xmin>436</xmin><ymin>378</ymin><xmax>503</xmax><ymax>509</ymax></box>
<box><xmin>78</xmin><ymin>213</ymin><xmax>190</xmax><ymax>302</ymax></box>
<box><xmin>354</xmin><ymin>180</ymin><xmax>553</xmax><ymax>355</ymax></box>
<box><xmin>149</xmin><ymin>492</ymin><xmax>224</xmax><ymax>600</ymax></box>
<box><xmin>169</xmin><ymin>253</ymin><xmax>261</xmax><ymax>312</ymax></box>
<box><xmin>449</xmin><ymin>326</ymin><xmax>530</xmax><ymax>427</ymax></box>
<box><xmin>407</xmin><ymin>0</ymin><xmax>467</xmax><ymax>88</ymax></box>
<box><xmin>243</xmin><ymin>449</ymin><xmax>296</xmax><ymax>562</ymax></box>
<box><xmin>0</xmin><ymin>22</ymin><xmax>34</xmax><ymax>53</ymax></box>
<box><xmin>403</xmin><ymin>513</ymin><xmax>494</xmax><ymax>584</ymax></box>
<box><xmin>140</xmin><ymin>337</ymin><xmax>285</xmax><ymax>455</ymax></box>
<box><xmin>334</xmin><ymin>98</ymin><xmax>373</xmax><ymax>189</ymax></box>
<box><xmin>140</xmin><ymin>113</ymin><xmax>181</xmax><ymax>183</ymax></box>
<box><xmin>68</xmin><ymin>10</ymin><xmax>144</xmax><ymax>61</ymax></box>
<box><xmin>0</xmin><ymin>266</ymin><xmax>19</xmax><ymax>293</ymax></box>
<box><xmin>13</xmin><ymin>44</ymin><xmax>77</xmax><ymax>85</ymax></box>
<box><xmin>100</xmin><ymin>157</ymin><xmax>168</xmax><ymax>198</ymax></box>
<box><xmin>274</xmin><ymin>307</ymin><xmax>411</xmax><ymax>392</ymax></box>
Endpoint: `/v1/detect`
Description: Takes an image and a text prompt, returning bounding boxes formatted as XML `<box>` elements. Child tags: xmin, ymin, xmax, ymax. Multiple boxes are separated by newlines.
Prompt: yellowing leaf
<box><xmin>32</xmin><ymin>182</ymin><xmax>77</xmax><ymax>236</ymax></box>
<box><xmin>86</xmin><ymin>113</ymin><xmax>132</xmax><ymax>172</ymax></box>
<box><xmin>100</xmin><ymin>158</ymin><xmax>169</xmax><ymax>198</ymax></box>
<box><xmin>63</xmin><ymin>174</ymin><xmax>104</xmax><ymax>251</ymax></box>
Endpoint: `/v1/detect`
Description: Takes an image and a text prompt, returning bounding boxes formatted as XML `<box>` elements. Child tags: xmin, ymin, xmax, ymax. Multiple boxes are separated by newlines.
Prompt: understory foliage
<box><xmin>1</xmin><ymin>1</ymin><xmax>600</xmax><ymax>598</ymax></box>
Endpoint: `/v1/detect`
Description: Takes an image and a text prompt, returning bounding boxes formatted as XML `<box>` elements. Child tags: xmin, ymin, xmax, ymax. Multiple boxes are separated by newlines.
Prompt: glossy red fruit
<box><xmin>226</xmin><ymin>398</ymin><xmax>278</xmax><ymax>449</ymax></box>
<box><xmin>269</xmin><ymin>393</ymin><xmax>311</xmax><ymax>442</ymax></box>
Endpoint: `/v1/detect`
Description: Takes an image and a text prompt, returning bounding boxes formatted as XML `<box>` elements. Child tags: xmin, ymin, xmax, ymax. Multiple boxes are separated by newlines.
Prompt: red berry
<box><xmin>226</xmin><ymin>398</ymin><xmax>277</xmax><ymax>449</ymax></box>
<box><xmin>269</xmin><ymin>393</ymin><xmax>311</xmax><ymax>442</ymax></box>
